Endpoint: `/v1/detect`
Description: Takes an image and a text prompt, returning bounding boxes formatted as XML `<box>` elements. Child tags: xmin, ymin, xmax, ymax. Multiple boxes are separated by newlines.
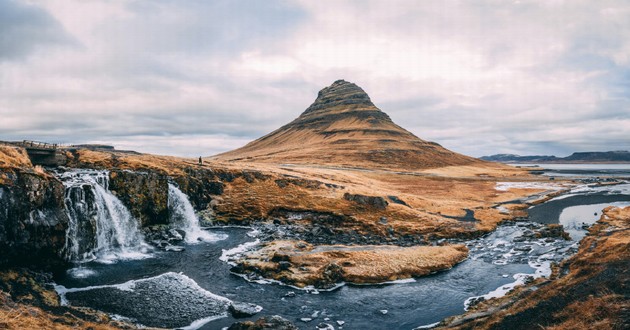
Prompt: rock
<box><xmin>514</xmin><ymin>246</ymin><xmax>532</xmax><ymax>252</ymax></box>
<box><xmin>379</xmin><ymin>217</ymin><xmax>388</xmax><ymax>224</ymax></box>
<box><xmin>379</xmin><ymin>309</ymin><xmax>388</xmax><ymax>315</ymax></box>
<box><xmin>278</xmin><ymin>261</ymin><xmax>291</xmax><ymax>271</ymax></box>
<box><xmin>317</xmin><ymin>322</ymin><xmax>334</xmax><ymax>329</ymax></box>
<box><xmin>337</xmin><ymin>320</ymin><xmax>346</xmax><ymax>326</ymax></box>
<box><xmin>168</xmin><ymin>229</ymin><xmax>184</xmax><ymax>241</ymax></box>
<box><xmin>228</xmin><ymin>315</ymin><xmax>297</xmax><ymax>330</ymax></box>
<box><xmin>512</xmin><ymin>236</ymin><xmax>526</xmax><ymax>242</ymax></box>
<box><xmin>164</xmin><ymin>245</ymin><xmax>185</xmax><ymax>252</ymax></box>
<box><xmin>343</xmin><ymin>193</ymin><xmax>388</xmax><ymax>210</ymax></box>
<box><xmin>108</xmin><ymin>170</ymin><xmax>169</xmax><ymax>226</ymax></box>
<box><xmin>522</xmin><ymin>230</ymin><xmax>535</xmax><ymax>238</ymax></box>
<box><xmin>229</xmin><ymin>302</ymin><xmax>263</xmax><ymax>318</ymax></box>
<box><xmin>284</xmin><ymin>291</ymin><xmax>296</xmax><ymax>298</ymax></box>
<box><xmin>0</xmin><ymin>169</ymin><xmax>69</xmax><ymax>268</ymax></box>
<box><xmin>300</xmin><ymin>318</ymin><xmax>313</xmax><ymax>322</ymax></box>
<box><xmin>536</xmin><ymin>224</ymin><xmax>571</xmax><ymax>240</ymax></box>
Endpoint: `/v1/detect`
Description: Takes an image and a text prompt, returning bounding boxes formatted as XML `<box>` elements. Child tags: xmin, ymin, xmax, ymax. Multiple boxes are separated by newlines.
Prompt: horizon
<box><xmin>2</xmin><ymin>1</ymin><xmax>629</xmax><ymax>157</ymax></box>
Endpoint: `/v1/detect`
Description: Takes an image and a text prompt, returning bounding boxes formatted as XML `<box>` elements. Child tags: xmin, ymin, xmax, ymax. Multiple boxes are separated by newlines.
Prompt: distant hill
<box><xmin>481</xmin><ymin>151</ymin><xmax>630</xmax><ymax>163</ymax></box>
<box><xmin>214</xmin><ymin>80</ymin><xmax>486</xmax><ymax>170</ymax></box>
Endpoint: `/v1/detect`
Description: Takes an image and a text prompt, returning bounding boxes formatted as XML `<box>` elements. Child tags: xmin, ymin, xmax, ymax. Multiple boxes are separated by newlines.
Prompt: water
<box><xmin>558</xmin><ymin>202</ymin><xmax>630</xmax><ymax>240</ymax></box>
<box><xmin>59</xmin><ymin>170</ymin><xmax>151</xmax><ymax>263</ymax></box>
<box><xmin>504</xmin><ymin>164</ymin><xmax>630</xmax><ymax>240</ymax></box>
<box><xmin>53</xmin><ymin>223</ymin><xmax>574</xmax><ymax>330</ymax></box>
<box><xmin>511</xmin><ymin>163</ymin><xmax>630</xmax><ymax>178</ymax></box>
<box><xmin>168</xmin><ymin>183</ymin><xmax>224</xmax><ymax>243</ymax></box>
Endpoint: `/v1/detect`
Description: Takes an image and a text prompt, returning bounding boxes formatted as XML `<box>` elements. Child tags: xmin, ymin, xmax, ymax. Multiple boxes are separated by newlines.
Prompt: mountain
<box><xmin>480</xmin><ymin>154</ymin><xmax>559</xmax><ymax>163</ymax></box>
<box><xmin>481</xmin><ymin>151</ymin><xmax>630</xmax><ymax>163</ymax></box>
<box><xmin>214</xmin><ymin>80</ymin><xmax>482</xmax><ymax>170</ymax></box>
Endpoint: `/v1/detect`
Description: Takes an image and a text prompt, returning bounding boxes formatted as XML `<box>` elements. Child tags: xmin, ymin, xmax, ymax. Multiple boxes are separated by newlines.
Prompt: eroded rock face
<box><xmin>0</xmin><ymin>169</ymin><xmax>68</xmax><ymax>269</ymax></box>
<box><xmin>108</xmin><ymin>170</ymin><xmax>169</xmax><ymax>226</ymax></box>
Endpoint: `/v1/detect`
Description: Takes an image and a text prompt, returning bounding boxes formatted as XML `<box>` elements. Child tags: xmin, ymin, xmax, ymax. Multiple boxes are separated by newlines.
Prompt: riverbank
<box><xmin>436</xmin><ymin>206</ymin><xmax>630</xmax><ymax>330</ymax></box>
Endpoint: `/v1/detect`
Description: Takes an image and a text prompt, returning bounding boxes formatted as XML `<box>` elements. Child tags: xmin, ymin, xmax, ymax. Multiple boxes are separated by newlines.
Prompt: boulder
<box><xmin>228</xmin><ymin>315</ymin><xmax>297</xmax><ymax>330</ymax></box>
<box><xmin>343</xmin><ymin>193</ymin><xmax>388</xmax><ymax>210</ymax></box>
<box><xmin>229</xmin><ymin>302</ymin><xmax>263</xmax><ymax>318</ymax></box>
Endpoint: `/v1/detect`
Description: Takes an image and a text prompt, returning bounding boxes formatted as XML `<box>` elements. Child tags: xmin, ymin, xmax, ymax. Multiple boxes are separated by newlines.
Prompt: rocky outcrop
<box><xmin>0</xmin><ymin>169</ymin><xmax>68</xmax><ymax>269</ymax></box>
<box><xmin>343</xmin><ymin>193</ymin><xmax>388</xmax><ymax>210</ymax></box>
<box><xmin>108</xmin><ymin>170</ymin><xmax>169</xmax><ymax>226</ymax></box>
<box><xmin>231</xmin><ymin>240</ymin><xmax>469</xmax><ymax>289</ymax></box>
<box><xmin>228</xmin><ymin>315</ymin><xmax>298</xmax><ymax>330</ymax></box>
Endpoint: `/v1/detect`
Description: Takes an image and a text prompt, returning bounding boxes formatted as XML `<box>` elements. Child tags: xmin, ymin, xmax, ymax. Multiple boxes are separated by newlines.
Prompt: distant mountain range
<box><xmin>480</xmin><ymin>151</ymin><xmax>630</xmax><ymax>163</ymax></box>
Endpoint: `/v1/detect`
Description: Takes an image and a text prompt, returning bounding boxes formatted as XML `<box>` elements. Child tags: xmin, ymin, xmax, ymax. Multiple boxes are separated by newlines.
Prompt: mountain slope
<box><xmin>214</xmin><ymin>80</ymin><xmax>482</xmax><ymax>170</ymax></box>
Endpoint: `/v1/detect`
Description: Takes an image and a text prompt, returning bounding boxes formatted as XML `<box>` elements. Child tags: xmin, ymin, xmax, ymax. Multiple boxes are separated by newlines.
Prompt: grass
<box><xmin>237</xmin><ymin>240</ymin><xmax>469</xmax><ymax>286</ymax></box>
<box><xmin>438</xmin><ymin>206</ymin><xmax>630</xmax><ymax>330</ymax></box>
<box><xmin>0</xmin><ymin>146</ymin><xmax>32</xmax><ymax>169</ymax></box>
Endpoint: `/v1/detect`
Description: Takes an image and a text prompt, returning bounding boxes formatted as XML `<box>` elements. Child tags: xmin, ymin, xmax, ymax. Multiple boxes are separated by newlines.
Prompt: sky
<box><xmin>1</xmin><ymin>0</ymin><xmax>629</xmax><ymax>158</ymax></box>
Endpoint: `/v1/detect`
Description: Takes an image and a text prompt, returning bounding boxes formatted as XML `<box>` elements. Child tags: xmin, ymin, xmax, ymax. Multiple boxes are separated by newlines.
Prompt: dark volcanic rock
<box><xmin>0</xmin><ymin>169</ymin><xmax>68</xmax><ymax>269</ymax></box>
<box><xmin>108</xmin><ymin>170</ymin><xmax>169</xmax><ymax>226</ymax></box>
<box><xmin>343</xmin><ymin>193</ymin><xmax>388</xmax><ymax>210</ymax></box>
<box><xmin>303</xmin><ymin>79</ymin><xmax>376</xmax><ymax>114</ymax></box>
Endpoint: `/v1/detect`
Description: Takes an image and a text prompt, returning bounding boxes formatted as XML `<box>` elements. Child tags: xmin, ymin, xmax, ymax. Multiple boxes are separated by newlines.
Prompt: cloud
<box><xmin>0</xmin><ymin>0</ymin><xmax>75</xmax><ymax>60</ymax></box>
<box><xmin>1</xmin><ymin>0</ymin><xmax>629</xmax><ymax>157</ymax></box>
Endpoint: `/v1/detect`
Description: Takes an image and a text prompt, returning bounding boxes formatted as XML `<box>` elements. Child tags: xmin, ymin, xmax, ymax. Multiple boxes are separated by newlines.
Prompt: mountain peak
<box><xmin>303</xmin><ymin>79</ymin><xmax>376</xmax><ymax>115</ymax></box>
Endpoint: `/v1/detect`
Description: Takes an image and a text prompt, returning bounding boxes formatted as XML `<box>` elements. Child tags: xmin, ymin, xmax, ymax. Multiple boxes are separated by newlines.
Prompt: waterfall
<box><xmin>168</xmin><ymin>183</ymin><xmax>219</xmax><ymax>243</ymax></box>
<box><xmin>59</xmin><ymin>170</ymin><xmax>150</xmax><ymax>263</ymax></box>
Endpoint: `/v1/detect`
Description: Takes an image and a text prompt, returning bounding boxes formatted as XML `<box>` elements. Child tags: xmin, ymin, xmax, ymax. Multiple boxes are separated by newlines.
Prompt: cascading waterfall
<box><xmin>59</xmin><ymin>170</ymin><xmax>150</xmax><ymax>263</ymax></box>
<box><xmin>168</xmin><ymin>183</ymin><xmax>222</xmax><ymax>243</ymax></box>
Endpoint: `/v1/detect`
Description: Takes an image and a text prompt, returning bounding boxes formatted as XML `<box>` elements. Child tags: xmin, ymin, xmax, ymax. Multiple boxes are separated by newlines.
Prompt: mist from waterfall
<box><xmin>60</xmin><ymin>170</ymin><xmax>151</xmax><ymax>263</ymax></box>
<box><xmin>168</xmin><ymin>183</ymin><xmax>224</xmax><ymax>243</ymax></box>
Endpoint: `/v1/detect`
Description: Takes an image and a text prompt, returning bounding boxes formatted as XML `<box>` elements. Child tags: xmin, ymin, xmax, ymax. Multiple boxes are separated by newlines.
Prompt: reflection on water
<box><xmin>559</xmin><ymin>202</ymin><xmax>630</xmax><ymax>240</ymax></box>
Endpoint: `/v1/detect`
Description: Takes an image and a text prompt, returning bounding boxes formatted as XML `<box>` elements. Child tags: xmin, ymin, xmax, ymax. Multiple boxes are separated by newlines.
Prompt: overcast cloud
<box><xmin>1</xmin><ymin>0</ymin><xmax>628</xmax><ymax>157</ymax></box>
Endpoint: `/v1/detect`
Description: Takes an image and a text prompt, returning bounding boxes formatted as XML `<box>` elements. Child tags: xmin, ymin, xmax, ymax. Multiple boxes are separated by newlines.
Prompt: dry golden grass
<box><xmin>0</xmin><ymin>301</ymin><xmax>121</xmax><ymax>330</ymax></box>
<box><xmin>66</xmin><ymin>148</ymin><xmax>194</xmax><ymax>176</ymax></box>
<box><xmin>238</xmin><ymin>240</ymin><xmax>468</xmax><ymax>286</ymax></box>
<box><xmin>211</xmin><ymin>161</ymin><xmax>549</xmax><ymax>238</ymax></box>
<box><xmin>0</xmin><ymin>269</ymin><xmax>138</xmax><ymax>330</ymax></box>
<box><xmin>0</xmin><ymin>146</ymin><xmax>32</xmax><ymax>169</ymax></box>
<box><xmin>545</xmin><ymin>294</ymin><xmax>628</xmax><ymax>330</ymax></box>
<box><xmin>439</xmin><ymin>206</ymin><xmax>630</xmax><ymax>330</ymax></box>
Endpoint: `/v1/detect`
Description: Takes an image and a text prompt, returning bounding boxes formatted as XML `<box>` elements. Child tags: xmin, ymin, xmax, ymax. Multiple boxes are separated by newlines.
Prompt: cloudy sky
<box><xmin>1</xmin><ymin>0</ymin><xmax>629</xmax><ymax>157</ymax></box>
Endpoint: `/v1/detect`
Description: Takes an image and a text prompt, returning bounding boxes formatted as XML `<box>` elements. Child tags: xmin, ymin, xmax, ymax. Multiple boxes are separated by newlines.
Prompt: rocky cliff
<box><xmin>214</xmin><ymin>80</ymin><xmax>482</xmax><ymax>170</ymax></box>
<box><xmin>0</xmin><ymin>167</ymin><xmax>68</xmax><ymax>269</ymax></box>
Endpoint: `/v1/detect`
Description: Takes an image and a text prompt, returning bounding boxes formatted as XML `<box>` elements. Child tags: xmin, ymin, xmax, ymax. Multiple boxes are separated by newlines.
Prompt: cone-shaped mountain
<box><xmin>215</xmin><ymin>80</ymin><xmax>481</xmax><ymax>170</ymax></box>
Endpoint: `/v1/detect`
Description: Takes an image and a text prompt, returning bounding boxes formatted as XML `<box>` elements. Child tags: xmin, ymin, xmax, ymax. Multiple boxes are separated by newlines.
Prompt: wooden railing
<box><xmin>18</xmin><ymin>140</ymin><xmax>59</xmax><ymax>150</ymax></box>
